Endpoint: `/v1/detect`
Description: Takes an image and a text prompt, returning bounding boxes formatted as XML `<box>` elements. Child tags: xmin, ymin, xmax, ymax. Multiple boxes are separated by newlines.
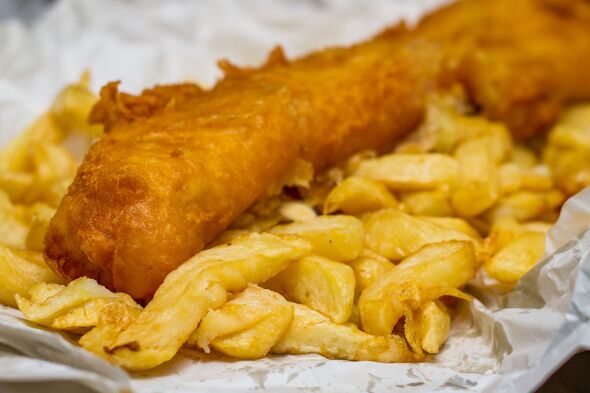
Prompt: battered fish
<box><xmin>414</xmin><ymin>0</ymin><xmax>590</xmax><ymax>138</ymax></box>
<box><xmin>46</xmin><ymin>39</ymin><xmax>428</xmax><ymax>300</ymax></box>
<box><xmin>46</xmin><ymin>0</ymin><xmax>590</xmax><ymax>300</ymax></box>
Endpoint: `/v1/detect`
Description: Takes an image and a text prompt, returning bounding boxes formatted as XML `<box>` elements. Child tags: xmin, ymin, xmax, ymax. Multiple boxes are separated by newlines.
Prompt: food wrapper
<box><xmin>0</xmin><ymin>0</ymin><xmax>589</xmax><ymax>391</ymax></box>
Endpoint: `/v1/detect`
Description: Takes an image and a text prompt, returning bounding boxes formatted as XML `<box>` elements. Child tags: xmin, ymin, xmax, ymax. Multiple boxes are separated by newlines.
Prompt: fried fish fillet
<box><xmin>412</xmin><ymin>0</ymin><xmax>590</xmax><ymax>138</ymax></box>
<box><xmin>45</xmin><ymin>0</ymin><xmax>590</xmax><ymax>300</ymax></box>
<box><xmin>46</xmin><ymin>40</ymin><xmax>429</xmax><ymax>300</ymax></box>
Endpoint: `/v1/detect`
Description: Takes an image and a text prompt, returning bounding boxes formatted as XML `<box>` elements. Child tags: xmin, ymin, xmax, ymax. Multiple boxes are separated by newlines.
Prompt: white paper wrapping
<box><xmin>1</xmin><ymin>1</ymin><xmax>589</xmax><ymax>392</ymax></box>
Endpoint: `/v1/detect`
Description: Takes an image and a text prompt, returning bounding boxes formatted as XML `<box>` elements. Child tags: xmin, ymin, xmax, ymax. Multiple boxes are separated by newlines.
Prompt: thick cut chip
<box><xmin>359</xmin><ymin>240</ymin><xmax>476</xmax><ymax>336</ymax></box>
<box><xmin>270</xmin><ymin>215</ymin><xmax>363</xmax><ymax>261</ymax></box>
<box><xmin>510</xmin><ymin>145</ymin><xmax>538</xmax><ymax>168</ymax></box>
<box><xmin>485</xmin><ymin>190</ymin><xmax>565</xmax><ymax>223</ymax></box>
<box><xmin>479</xmin><ymin>123</ymin><xmax>512</xmax><ymax>164</ymax></box>
<box><xmin>52</xmin><ymin>295</ymin><xmax>141</xmax><ymax>334</ymax></box>
<box><xmin>0</xmin><ymin>142</ymin><xmax>77</xmax><ymax>207</ymax></box>
<box><xmin>44</xmin><ymin>179</ymin><xmax>74</xmax><ymax>208</ymax></box>
<box><xmin>543</xmin><ymin>104</ymin><xmax>590</xmax><ymax>195</ymax></box>
<box><xmin>51</xmin><ymin>75</ymin><xmax>102</xmax><ymax>137</ymax></box>
<box><xmin>343</xmin><ymin>150</ymin><xmax>378</xmax><ymax>176</ymax></box>
<box><xmin>191</xmin><ymin>284</ymin><xmax>293</xmax><ymax>359</ymax></box>
<box><xmin>0</xmin><ymin>114</ymin><xmax>63</xmax><ymax>172</ymax></box>
<box><xmin>26</xmin><ymin>143</ymin><xmax>77</xmax><ymax>206</ymax></box>
<box><xmin>451</xmin><ymin>136</ymin><xmax>499</xmax><ymax>218</ymax></box>
<box><xmin>347</xmin><ymin>250</ymin><xmax>394</xmax><ymax>299</ymax></box>
<box><xmin>484</xmin><ymin>217</ymin><xmax>524</xmax><ymax>256</ymax></box>
<box><xmin>544</xmin><ymin>145</ymin><xmax>590</xmax><ymax>196</ymax></box>
<box><xmin>267</xmin><ymin>255</ymin><xmax>355</xmax><ymax>323</ymax></box>
<box><xmin>498</xmin><ymin>164</ymin><xmax>525</xmax><ymax>195</ymax></box>
<box><xmin>0</xmin><ymin>191</ymin><xmax>30</xmax><ymax>249</ymax></box>
<box><xmin>397</xmin><ymin>101</ymin><xmax>512</xmax><ymax>157</ymax></box>
<box><xmin>25</xmin><ymin>203</ymin><xmax>57</xmax><ymax>251</ymax></box>
<box><xmin>80</xmin><ymin>324</ymin><xmax>130</xmax><ymax>360</ymax></box>
<box><xmin>363</xmin><ymin>208</ymin><xmax>478</xmax><ymax>260</ymax></box>
<box><xmin>16</xmin><ymin>277</ymin><xmax>118</xmax><ymax>324</ymax></box>
<box><xmin>484</xmin><ymin>232</ymin><xmax>545</xmax><ymax>283</ymax></box>
<box><xmin>393</xmin><ymin>95</ymin><xmax>470</xmax><ymax>154</ymax></box>
<box><xmin>399</xmin><ymin>188</ymin><xmax>452</xmax><ymax>217</ymax></box>
<box><xmin>323</xmin><ymin>177</ymin><xmax>397</xmax><ymax>215</ymax></box>
<box><xmin>279</xmin><ymin>201</ymin><xmax>317</xmax><ymax>222</ymax></box>
<box><xmin>0</xmin><ymin>112</ymin><xmax>75</xmax><ymax>205</ymax></box>
<box><xmin>206</xmin><ymin>229</ymin><xmax>252</xmax><ymax>248</ymax></box>
<box><xmin>484</xmin><ymin>217</ymin><xmax>549</xmax><ymax>255</ymax></box>
<box><xmin>415</xmin><ymin>300</ymin><xmax>450</xmax><ymax>354</ymax></box>
<box><xmin>0</xmin><ymin>172</ymin><xmax>35</xmax><ymax>203</ymax></box>
<box><xmin>0</xmin><ymin>245</ymin><xmax>63</xmax><ymax>308</ymax></box>
<box><xmin>522</xmin><ymin>221</ymin><xmax>552</xmax><ymax>233</ymax></box>
<box><xmin>348</xmin><ymin>304</ymin><xmax>361</xmax><ymax>325</ymax></box>
<box><xmin>353</xmin><ymin>153</ymin><xmax>459</xmax><ymax>191</ymax></box>
<box><xmin>544</xmin><ymin>125</ymin><xmax>590</xmax><ymax>195</ymax></box>
<box><xmin>28</xmin><ymin>283</ymin><xmax>64</xmax><ymax>303</ymax></box>
<box><xmin>557</xmin><ymin>104</ymin><xmax>590</xmax><ymax>130</ymax></box>
<box><xmin>498</xmin><ymin>163</ymin><xmax>553</xmax><ymax>195</ymax></box>
<box><xmin>272</xmin><ymin>303</ymin><xmax>419</xmax><ymax>363</ymax></box>
<box><xmin>31</xmin><ymin>143</ymin><xmax>77</xmax><ymax>184</ymax></box>
<box><xmin>547</xmin><ymin>123</ymin><xmax>585</xmax><ymax>148</ymax></box>
<box><xmin>419</xmin><ymin>216</ymin><xmax>481</xmax><ymax>240</ymax></box>
<box><xmin>100</xmin><ymin>233</ymin><xmax>310</xmax><ymax>370</ymax></box>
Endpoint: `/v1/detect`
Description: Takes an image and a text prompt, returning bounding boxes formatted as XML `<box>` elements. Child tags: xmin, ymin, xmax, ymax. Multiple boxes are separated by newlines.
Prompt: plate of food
<box><xmin>1</xmin><ymin>0</ymin><xmax>590</xmax><ymax>392</ymax></box>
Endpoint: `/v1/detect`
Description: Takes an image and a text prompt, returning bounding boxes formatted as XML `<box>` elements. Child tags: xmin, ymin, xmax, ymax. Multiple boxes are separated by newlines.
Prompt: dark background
<box><xmin>0</xmin><ymin>1</ymin><xmax>587</xmax><ymax>392</ymax></box>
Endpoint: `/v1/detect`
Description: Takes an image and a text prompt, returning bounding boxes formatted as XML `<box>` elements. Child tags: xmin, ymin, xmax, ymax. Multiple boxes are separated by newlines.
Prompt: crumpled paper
<box><xmin>0</xmin><ymin>0</ymin><xmax>589</xmax><ymax>392</ymax></box>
